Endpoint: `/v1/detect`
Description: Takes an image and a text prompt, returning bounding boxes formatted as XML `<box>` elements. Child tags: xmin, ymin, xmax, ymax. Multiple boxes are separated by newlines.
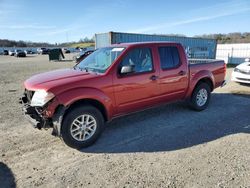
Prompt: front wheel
<box><xmin>61</xmin><ymin>105</ymin><xmax>104</xmax><ymax>149</ymax></box>
<box><xmin>189</xmin><ymin>83</ymin><xmax>211</xmax><ymax>111</ymax></box>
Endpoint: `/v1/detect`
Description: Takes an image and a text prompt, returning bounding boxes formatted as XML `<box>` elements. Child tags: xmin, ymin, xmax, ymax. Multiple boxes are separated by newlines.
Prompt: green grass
<box><xmin>68</xmin><ymin>42</ymin><xmax>95</xmax><ymax>48</ymax></box>
<box><xmin>227</xmin><ymin>64</ymin><xmax>237</xmax><ymax>68</ymax></box>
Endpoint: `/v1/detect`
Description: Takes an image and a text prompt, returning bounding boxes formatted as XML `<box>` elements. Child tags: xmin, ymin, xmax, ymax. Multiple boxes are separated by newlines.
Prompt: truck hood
<box><xmin>24</xmin><ymin>68</ymin><xmax>97</xmax><ymax>91</ymax></box>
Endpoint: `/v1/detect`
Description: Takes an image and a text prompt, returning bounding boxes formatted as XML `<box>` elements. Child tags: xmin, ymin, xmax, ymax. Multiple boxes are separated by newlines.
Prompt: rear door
<box><xmin>113</xmin><ymin>46</ymin><xmax>160</xmax><ymax>115</ymax></box>
<box><xmin>157</xmin><ymin>44</ymin><xmax>189</xmax><ymax>101</ymax></box>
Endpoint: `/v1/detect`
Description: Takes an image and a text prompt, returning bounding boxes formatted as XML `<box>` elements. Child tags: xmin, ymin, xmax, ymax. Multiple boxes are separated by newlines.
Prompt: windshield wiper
<box><xmin>73</xmin><ymin>66</ymin><xmax>88</xmax><ymax>72</ymax></box>
<box><xmin>84</xmin><ymin>67</ymin><xmax>89</xmax><ymax>72</ymax></box>
<box><xmin>74</xmin><ymin>66</ymin><xmax>97</xmax><ymax>74</ymax></box>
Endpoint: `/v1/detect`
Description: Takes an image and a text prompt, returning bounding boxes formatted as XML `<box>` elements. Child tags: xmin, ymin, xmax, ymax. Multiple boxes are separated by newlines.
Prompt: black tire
<box><xmin>189</xmin><ymin>83</ymin><xmax>211</xmax><ymax>111</ymax></box>
<box><xmin>61</xmin><ymin>105</ymin><xmax>104</xmax><ymax>149</ymax></box>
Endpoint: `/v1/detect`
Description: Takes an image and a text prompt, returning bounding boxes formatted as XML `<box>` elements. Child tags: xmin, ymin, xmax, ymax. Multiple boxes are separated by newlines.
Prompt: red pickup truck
<box><xmin>20</xmin><ymin>42</ymin><xmax>226</xmax><ymax>149</ymax></box>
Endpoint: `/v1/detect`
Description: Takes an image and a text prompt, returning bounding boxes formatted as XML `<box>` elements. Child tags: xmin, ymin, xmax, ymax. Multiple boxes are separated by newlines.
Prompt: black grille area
<box><xmin>238</xmin><ymin>69</ymin><xmax>250</xmax><ymax>75</ymax></box>
<box><xmin>236</xmin><ymin>77</ymin><xmax>250</xmax><ymax>81</ymax></box>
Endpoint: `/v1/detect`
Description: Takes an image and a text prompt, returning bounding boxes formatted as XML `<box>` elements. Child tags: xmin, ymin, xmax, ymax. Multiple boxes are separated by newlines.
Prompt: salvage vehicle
<box><xmin>73</xmin><ymin>50</ymin><xmax>95</xmax><ymax>63</ymax></box>
<box><xmin>62</xmin><ymin>48</ymin><xmax>71</xmax><ymax>54</ymax></box>
<box><xmin>231</xmin><ymin>58</ymin><xmax>250</xmax><ymax>84</ymax></box>
<box><xmin>9</xmin><ymin>50</ymin><xmax>15</xmax><ymax>56</ymax></box>
<box><xmin>15</xmin><ymin>49</ymin><xmax>26</xmax><ymax>57</ymax></box>
<box><xmin>25</xmin><ymin>49</ymin><xmax>36</xmax><ymax>55</ymax></box>
<box><xmin>20</xmin><ymin>42</ymin><xmax>226</xmax><ymax>149</ymax></box>
<box><xmin>37</xmin><ymin>48</ymin><xmax>50</xmax><ymax>55</ymax></box>
<box><xmin>3</xmin><ymin>50</ymin><xmax>9</xmax><ymax>55</ymax></box>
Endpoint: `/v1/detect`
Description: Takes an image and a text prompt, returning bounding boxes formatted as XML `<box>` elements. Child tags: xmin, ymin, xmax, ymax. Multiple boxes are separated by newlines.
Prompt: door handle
<box><xmin>150</xmin><ymin>75</ymin><xmax>158</xmax><ymax>81</ymax></box>
<box><xmin>178</xmin><ymin>71</ymin><xmax>186</xmax><ymax>76</ymax></box>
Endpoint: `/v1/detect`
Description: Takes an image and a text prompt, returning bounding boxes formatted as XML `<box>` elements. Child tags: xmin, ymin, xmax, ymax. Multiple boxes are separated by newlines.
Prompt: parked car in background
<box><xmin>65</xmin><ymin>49</ymin><xmax>71</xmax><ymax>53</ymax></box>
<box><xmin>73</xmin><ymin>50</ymin><xmax>94</xmax><ymax>63</ymax></box>
<box><xmin>81</xmin><ymin>47</ymin><xmax>95</xmax><ymax>52</ymax></box>
<box><xmin>63</xmin><ymin>48</ymin><xmax>71</xmax><ymax>53</ymax></box>
<box><xmin>9</xmin><ymin>50</ymin><xmax>15</xmax><ymax>56</ymax></box>
<box><xmin>20</xmin><ymin>42</ymin><xmax>226</xmax><ymax>149</ymax></box>
<box><xmin>25</xmin><ymin>49</ymin><xmax>36</xmax><ymax>55</ymax></box>
<box><xmin>231</xmin><ymin>58</ymin><xmax>250</xmax><ymax>84</ymax></box>
<box><xmin>37</xmin><ymin>48</ymin><xmax>50</xmax><ymax>54</ymax></box>
<box><xmin>3</xmin><ymin>50</ymin><xmax>9</xmax><ymax>55</ymax></box>
<box><xmin>15</xmin><ymin>49</ymin><xmax>26</xmax><ymax>57</ymax></box>
<box><xmin>37</xmin><ymin>48</ymin><xmax>42</xmax><ymax>54</ymax></box>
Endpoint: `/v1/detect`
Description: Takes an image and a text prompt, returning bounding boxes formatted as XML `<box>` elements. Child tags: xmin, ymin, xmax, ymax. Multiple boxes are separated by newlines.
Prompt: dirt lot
<box><xmin>0</xmin><ymin>55</ymin><xmax>249</xmax><ymax>188</ymax></box>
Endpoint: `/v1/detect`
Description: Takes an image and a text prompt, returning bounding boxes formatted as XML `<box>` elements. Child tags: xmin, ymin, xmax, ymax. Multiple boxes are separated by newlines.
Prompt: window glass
<box><xmin>158</xmin><ymin>47</ymin><xmax>180</xmax><ymax>69</ymax></box>
<box><xmin>120</xmin><ymin>48</ymin><xmax>153</xmax><ymax>74</ymax></box>
<box><xmin>75</xmin><ymin>47</ymin><xmax>124</xmax><ymax>73</ymax></box>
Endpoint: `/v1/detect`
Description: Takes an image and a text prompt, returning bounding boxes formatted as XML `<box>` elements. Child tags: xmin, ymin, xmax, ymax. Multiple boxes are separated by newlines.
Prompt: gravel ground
<box><xmin>0</xmin><ymin>55</ymin><xmax>249</xmax><ymax>188</ymax></box>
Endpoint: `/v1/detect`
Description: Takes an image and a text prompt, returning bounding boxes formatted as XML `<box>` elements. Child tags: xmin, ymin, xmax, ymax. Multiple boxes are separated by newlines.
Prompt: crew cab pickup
<box><xmin>20</xmin><ymin>42</ymin><xmax>226</xmax><ymax>149</ymax></box>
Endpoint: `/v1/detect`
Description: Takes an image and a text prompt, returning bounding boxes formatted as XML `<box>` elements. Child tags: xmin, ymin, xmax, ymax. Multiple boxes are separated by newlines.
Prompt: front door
<box><xmin>113</xmin><ymin>47</ymin><xmax>160</xmax><ymax>115</ymax></box>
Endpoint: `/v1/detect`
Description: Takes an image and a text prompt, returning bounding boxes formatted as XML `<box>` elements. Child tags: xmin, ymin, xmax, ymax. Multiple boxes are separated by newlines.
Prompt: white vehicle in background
<box><xmin>231</xmin><ymin>58</ymin><xmax>250</xmax><ymax>84</ymax></box>
<box><xmin>9</xmin><ymin>50</ymin><xmax>15</xmax><ymax>56</ymax></box>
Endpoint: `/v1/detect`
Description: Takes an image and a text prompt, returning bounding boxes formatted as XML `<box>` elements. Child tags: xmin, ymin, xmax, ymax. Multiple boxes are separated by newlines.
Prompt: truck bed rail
<box><xmin>189</xmin><ymin>59</ymin><xmax>223</xmax><ymax>64</ymax></box>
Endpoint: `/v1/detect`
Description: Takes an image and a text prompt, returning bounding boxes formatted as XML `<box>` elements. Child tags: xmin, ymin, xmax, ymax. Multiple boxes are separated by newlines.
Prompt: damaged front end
<box><xmin>19</xmin><ymin>89</ymin><xmax>65</xmax><ymax>136</ymax></box>
<box><xmin>19</xmin><ymin>89</ymin><xmax>52</xmax><ymax>129</ymax></box>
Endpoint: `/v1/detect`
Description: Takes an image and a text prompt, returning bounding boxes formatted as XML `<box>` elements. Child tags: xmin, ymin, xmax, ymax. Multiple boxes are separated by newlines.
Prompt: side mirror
<box><xmin>120</xmin><ymin>65</ymin><xmax>134</xmax><ymax>74</ymax></box>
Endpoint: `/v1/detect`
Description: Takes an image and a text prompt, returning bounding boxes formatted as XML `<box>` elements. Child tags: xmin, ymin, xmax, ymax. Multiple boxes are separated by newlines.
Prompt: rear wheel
<box><xmin>61</xmin><ymin>105</ymin><xmax>104</xmax><ymax>149</ymax></box>
<box><xmin>189</xmin><ymin>83</ymin><xmax>211</xmax><ymax>111</ymax></box>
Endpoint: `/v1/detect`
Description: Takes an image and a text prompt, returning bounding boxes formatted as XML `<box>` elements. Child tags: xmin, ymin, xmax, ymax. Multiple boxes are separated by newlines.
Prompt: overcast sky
<box><xmin>0</xmin><ymin>0</ymin><xmax>250</xmax><ymax>43</ymax></box>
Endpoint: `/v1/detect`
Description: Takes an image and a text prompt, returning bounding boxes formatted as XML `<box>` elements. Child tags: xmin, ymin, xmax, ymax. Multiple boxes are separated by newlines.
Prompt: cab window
<box><xmin>119</xmin><ymin>48</ymin><xmax>153</xmax><ymax>74</ymax></box>
<box><xmin>158</xmin><ymin>46</ymin><xmax>180</xmax><ymax>69</ymax></box>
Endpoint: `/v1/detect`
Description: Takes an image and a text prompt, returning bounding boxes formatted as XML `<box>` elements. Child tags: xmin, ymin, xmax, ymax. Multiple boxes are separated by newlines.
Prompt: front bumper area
<box><xmin>19</xmin><ymin>94</ymin><xmax>52</xmax><ymax>129</ymax></box>
<box><xmin>19</xmin><ymin>91</ymin><xmax>66</xmax><ymax>136</ymax></box>
<box><xmin>231</xmin><ymin>71</ymin><xmax>250</xmax><ymax>84</ymax></box>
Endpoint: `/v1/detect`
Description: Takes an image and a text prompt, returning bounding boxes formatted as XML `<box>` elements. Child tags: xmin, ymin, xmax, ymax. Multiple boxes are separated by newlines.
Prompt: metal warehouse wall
<box><xmin>95</xmin><ymin>33</ymin><xmax>111</xmax><ymax>50</ymax></box>
<box><xmin>216</xmin><ymin>43</ymin><xmax>250</xmax><ymax>64</ymax></box>
<box><xmin>95</xmin><ymin>32</ymin><xmax>217</xmax><ymax>59</ymax></box>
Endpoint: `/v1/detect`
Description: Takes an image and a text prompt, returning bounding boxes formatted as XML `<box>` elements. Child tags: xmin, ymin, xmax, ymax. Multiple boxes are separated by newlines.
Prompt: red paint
<box><xmin>24</xmin><ymin>42</ymin><xmax>226</xmax><ymax>120</ymax></box>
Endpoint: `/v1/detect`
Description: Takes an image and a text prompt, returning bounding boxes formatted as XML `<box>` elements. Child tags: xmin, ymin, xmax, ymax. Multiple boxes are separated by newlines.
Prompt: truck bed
<box><xmin>188</xmin><ymin>59</ymin><xmax>226</xmax><ymax>89</ymax></box>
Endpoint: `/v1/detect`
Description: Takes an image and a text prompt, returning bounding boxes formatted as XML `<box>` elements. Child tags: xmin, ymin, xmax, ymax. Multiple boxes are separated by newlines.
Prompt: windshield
<box><xmin>75</xmin><ymin>47</ymin><xmax>125</xmax><ymax>73</ymax></box>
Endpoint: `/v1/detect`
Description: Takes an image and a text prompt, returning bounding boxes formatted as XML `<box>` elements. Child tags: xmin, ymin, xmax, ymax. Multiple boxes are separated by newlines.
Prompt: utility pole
<box><xmin>66</xmin><ymin>32</ymin><xmax>69</xmax><ymax>43</ymax></box>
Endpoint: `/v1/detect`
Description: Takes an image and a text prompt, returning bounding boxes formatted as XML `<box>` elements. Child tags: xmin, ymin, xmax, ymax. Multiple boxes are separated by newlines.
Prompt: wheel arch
<box><xmin>195</xmin><ymin>77</ymin><xmax>214</xmax><ymax>92</ymax></box>
<box><xmin>64</xmin><ymin>98</ymin><xmax>108</xmax><ymax>122</ymax></box>
<box><xmin>55</xmin><ymin>87</ymin><xmax>114</xmax><ymax>121</ymax></box>
<box><xmin>185</xmin><ymin>70</ymin><xmax>215</xmax><ymax>99</ymax></box>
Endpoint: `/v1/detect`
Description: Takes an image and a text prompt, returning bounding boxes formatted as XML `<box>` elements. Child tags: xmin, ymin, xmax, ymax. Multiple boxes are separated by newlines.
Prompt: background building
<box><xmin>95</xmin><ymin>32</ymin><xmax>217</xmax><ymax>59</ymax></box>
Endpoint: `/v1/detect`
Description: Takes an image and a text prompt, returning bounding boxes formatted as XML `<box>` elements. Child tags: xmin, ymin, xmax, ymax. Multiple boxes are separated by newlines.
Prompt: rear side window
<box><xmin>158</xmin><ymin>46</ymin><xmax>180</xmax><ymax>69</ymax></box>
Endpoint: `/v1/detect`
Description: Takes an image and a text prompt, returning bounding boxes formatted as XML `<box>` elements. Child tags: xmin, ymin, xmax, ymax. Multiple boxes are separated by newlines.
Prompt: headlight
<box><xmin>31</xmin><ymin>90</ymin><xmax>55</xmax><ymax>107</ymax></box>
<box><xmin>234</xmin><ymin>68</ymin><xmax>240</xmax><ymax>72</ymax></box>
